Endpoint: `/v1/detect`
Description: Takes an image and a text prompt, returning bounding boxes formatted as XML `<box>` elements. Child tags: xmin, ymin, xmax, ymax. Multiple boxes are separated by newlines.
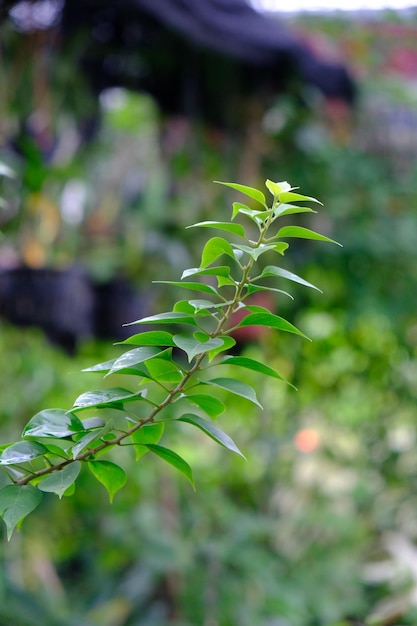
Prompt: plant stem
<box><xmin>16</xmin><ymin>201</ymin><xmax>276</xmax><ymax>487</ymax></box>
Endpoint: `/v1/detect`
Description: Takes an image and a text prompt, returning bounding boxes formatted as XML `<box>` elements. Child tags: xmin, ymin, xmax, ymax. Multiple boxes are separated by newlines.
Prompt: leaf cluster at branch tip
<box><xmin>0</xmin><ymin>178</ymin><xmax>339</xmax><ymax>538</ymax></box>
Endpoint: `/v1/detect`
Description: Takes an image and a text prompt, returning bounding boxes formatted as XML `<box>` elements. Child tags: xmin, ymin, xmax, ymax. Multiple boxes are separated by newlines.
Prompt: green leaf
<box><xmin>187</xmin><ymin>221</ymin><xmax>246</xmax><ymax>238</ymax></box>
<box><xmin>178</xmin><ymin>414</ymin><xmax>245</xmax><ymax>457</ymax></box>
<box><xmin>188</xmin><ymin>299</ymin><xmax>223</xmax><ymax>311</ymax></box>
<box><xmin>38</xmin><ymin>462</ymin><xmax>81</xmax><ymax>498</ymax></box>
<box><xmin>131</xmin><ymin>423</ymin><xmax>164</xmax><ymax>444</ymax></box>
<box><xmin>146</xmin><ymin>444</ymin><xmax>194</xmax><ymax>487</ymax></box>
<box><xmin>146</xmin><ymin>358</ymin><xmax>183</xmax><ymax>383</ymax></box>
<box><xmin>235</xmin><ymin>206</ymin><xmax>273</xmax><ymax>224</ymax></box>
<box><xmin>216</xmin><ymin>274</ymin><xmax>237</xmax><ymax>288</ymax></box>
<box><xmin>173</xmin><ymin>334</ymin><xmax>225</xmax><ymax>362</ymax></box>
<box><xmin>259</xmin><ymin>266</ymin><xmax>321</xmax><ymax>291</ymax></box>
<box><xmin>266</xmin><ymin>179</ymin><xmax>292</xmax><ymax>196</ymax></box>
<box><xmin>181</xmin><ymin>266</ymin><xmax>232</xmax><ymax>280</ymax></box>
<box><xmin>215</xmin><ymin>181</ymin><xmax>266</xmax><ymax>206</ymax></box>
<box><xmin>274</xmin><ymin>204</ymin><xmax>316</xmax><ymax>217</ymax></box>
<box><xmin>0</xmin><ymin>441</ymin><xmax>48</xmax><ymax>465</ymax></box>
<box><xmin>72</xmin><ymin>388</ymin><xmax>145</xmax><ymax>411</ymax></box>
<box><xmin>82</xmin><ymin>358</ymin><xmax>148</xmax><ymax>377</ymax></box>
<box><xmin>185</xmin><ymin>394</ymin><xmax>226</xmax><ymax>419</ymax></box>
<box><xmin>277</xmin><ymin>191</ymin><xmax>323</xmax><ymax>205</ymax></box>
<box><xmin>173</xmin><ymin>300</ymin><xmax>197</xmax><ymax>314</ymax></box>
<box><xmin>82</xmin><ymin>417</ymin><xmax>106</xmax><ymax>430</ymax></box>
<box><xmin>88</xmin><ymin>460</ymin><xmax>126</xmax><ymax>502</ymax></box>
<box><xmin>173</xmin><ymin>300</ymin><xmax>212</xmax><ymax>318</ymax></box>
<box><xmin>130</xmin><ymin>423</ymin><xmax>164</xmax><ymax>459</ymax></box>
<box><xmin>0</xmin><ymin>485</ymin><xmax>43</xmax><ymax>540</ymax></box>
<box><xmin>42</xmin><ymin>443</ymin><xmax>70</xmax><ymax>458</ymax></box>
<box><xmin>82</xmin><ymin>358</ymin><xmax>118</xmax><ymax>374</ymax></box>
<box><xmin>117</xmin><ymin>330</ymin><xmax>176</xmax><ymax>346</ymax></box>
<box><xmin>270</xmin><ymin>242</ymin><xmax>289</xmax><ymax>255</ymax></box>
<box><xmin>204</xmin><ymin>378</ymin><xmax>262</xmax><ymax>408</ymax></box>
<box><xmin>246</xmin><ymin>284</ymin><xmax>293</xmax><ymax>299</ymax></box>
<box><xmin>107</xmin><ymin>347</ymin><xmax>164</xmax><ymax>376</ymax></box>
<box><xmin>206</xmin><ymin>335</ymin><xmax>236</xmax><ymax>361</ymax></box>
<box><xmin>201</xmin><ymin>237</ymin><xmax>235</xmax><ymax>268</ymax></box>
<box><xmin>71</xmin><ymin>420</ymin><xmax>114</xmax><ymax>459</ymax></box>
<box><xmin>232</xmin><ymin>243</ymin><xmax>276</xmax><ymax>261</ymax></box>
<box><xmin>232</xmin><ymin>201</ymin><xmax>252</xmax><ymax>220</ymax></box>
<box><xmin>193</xmin><ymin>331</ymin><xmax>227</xmax><ymax>343</ymax></box>
<box><xmin>153</xmin><ymin>282</ymin><xmax>219</xmax><ymax>296</ymax></box>
<box><xmin>277</xmin><ymin>225</ymin><xmax>341</xmax><ymax>246</ymax></box>
<box><xmin>23</xmin><ymin>409</ymin><xmax>85</xmax><ymax>439</ymax></box>
<box><xmin>236</xmin><ymin>312</ymin><xmax>310</xmax><ymax>340</ymax></box>
<box><xmin>63</xmin><ymin>483</ymin><xmax>75</xmax><ymax>497</ymax></box>
<box><xmin>245</xmin><ymin>304</ymin><xmax>271</xmax><ymax>314</ymax></box>
<box><xmin>221</xmin><ymin>356</ymin><xmax>291</xmax><ymax>385</ymax></box>
<box><xmin>126</xmin><ymin>311</ymin><xmax>197</xmax><ymax>326</ymax></box>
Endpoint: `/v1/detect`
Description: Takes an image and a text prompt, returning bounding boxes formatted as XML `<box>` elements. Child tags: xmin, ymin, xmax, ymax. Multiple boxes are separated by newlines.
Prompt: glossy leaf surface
<box><xmin>127</xmin><ymin>311</ymin><xmax>198</xmax><ymax>326</ymax></box>
<box><xmin>23</xmin><ymin>409</ymin><xmax>85</xmax><ymax>439</ymax></box>
<box><xmin>72</xmin><ymin>388</ymin><xmax>144</xmax><ymax>411</ymax></box>
<box><xmin>0</xmin><ymin>441</ymin><xmax>48</xmax><ymax>465</ymax></box>
<box><xmin>107</xmin><ymin>347</ymin><xmax>164</xmax><ymax>376</ymax></box>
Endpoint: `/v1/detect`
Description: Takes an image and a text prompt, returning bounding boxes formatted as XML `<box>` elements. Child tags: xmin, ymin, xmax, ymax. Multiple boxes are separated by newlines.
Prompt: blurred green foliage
<box><xmin>2</xmin><ymin>7</ymin><xmax>417</xmax><ymax>626</ymax></box>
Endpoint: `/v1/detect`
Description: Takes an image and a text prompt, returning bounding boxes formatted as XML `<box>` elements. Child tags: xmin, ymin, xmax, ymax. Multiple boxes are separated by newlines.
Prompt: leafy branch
<box><xmin>0</xmin><ymin>178</ymin><xmax>340</xmax><ymax>538</ymax></box>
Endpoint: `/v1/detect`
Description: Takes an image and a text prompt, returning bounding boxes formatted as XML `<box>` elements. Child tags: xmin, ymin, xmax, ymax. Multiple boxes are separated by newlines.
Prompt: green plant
<box><xmin>0</xmin><ymin>179</ymin><xmax>339</xmax><ymax>539</ymax></box>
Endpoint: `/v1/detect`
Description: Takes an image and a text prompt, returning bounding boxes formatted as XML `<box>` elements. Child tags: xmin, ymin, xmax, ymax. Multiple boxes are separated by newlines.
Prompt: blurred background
<box><xmin>1</xmin><ymin>1</ymin><xmax>417</xmax><ymax>624</ymax></box>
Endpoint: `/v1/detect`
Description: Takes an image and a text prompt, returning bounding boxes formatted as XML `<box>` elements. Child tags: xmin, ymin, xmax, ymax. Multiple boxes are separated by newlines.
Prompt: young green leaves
<box><xmin>0</xmin><ymin>178</ymin><xmax>338</xmax><ymax>538</ymax></box>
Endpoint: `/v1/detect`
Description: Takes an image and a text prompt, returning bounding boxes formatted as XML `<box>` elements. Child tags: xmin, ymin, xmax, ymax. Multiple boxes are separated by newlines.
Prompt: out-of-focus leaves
<box><xmin>0</xmin><ymin>485</ymin><xmax>42</xmax><ymax>539</ymax></box>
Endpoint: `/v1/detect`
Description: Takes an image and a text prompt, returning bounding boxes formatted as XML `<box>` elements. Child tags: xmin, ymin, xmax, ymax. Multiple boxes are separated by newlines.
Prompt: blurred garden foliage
<box><xmin>2</xmin><ymin>4</ymin><xmax>417</xmax><ymax>626</ymax></box>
